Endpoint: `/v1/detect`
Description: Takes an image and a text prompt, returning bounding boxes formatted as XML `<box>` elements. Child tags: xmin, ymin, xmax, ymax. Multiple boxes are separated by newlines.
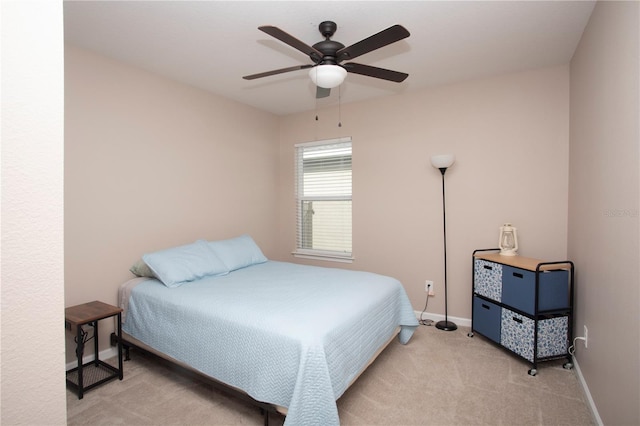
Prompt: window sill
<box><xmin>292</xmin><ymin>250</ymin><xmax>354</xmax><ymax>264</ymax></box>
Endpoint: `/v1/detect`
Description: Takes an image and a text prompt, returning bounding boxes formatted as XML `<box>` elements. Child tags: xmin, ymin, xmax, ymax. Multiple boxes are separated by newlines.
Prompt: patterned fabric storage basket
<box><xmin>500</xmin><ymin>308</ymin><xmax>568</xmax><ymax>362</ymax></box>
<box><xmin>474</xmin><ymin>259</ymin><xmax>502</xmax><ymax>302</ymax></box>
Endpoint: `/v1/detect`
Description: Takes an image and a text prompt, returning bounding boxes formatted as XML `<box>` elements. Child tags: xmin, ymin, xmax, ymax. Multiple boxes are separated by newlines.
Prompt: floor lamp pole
<box><xmin>435</xmin><ymin>166</ymin><xmax>457</xmax><ymax>331</ymax></box>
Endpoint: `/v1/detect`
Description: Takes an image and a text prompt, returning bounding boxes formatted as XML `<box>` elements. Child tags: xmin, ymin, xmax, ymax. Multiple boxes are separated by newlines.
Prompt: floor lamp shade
<box><xmin>431</xmin><ymin>154</ymin><xmax>457</xmax><ymax>331</ymax></box>
<box><xmin>431</xmin><ymin>154</ymin><xmax>455</xmax><ymax>170</ymax></box>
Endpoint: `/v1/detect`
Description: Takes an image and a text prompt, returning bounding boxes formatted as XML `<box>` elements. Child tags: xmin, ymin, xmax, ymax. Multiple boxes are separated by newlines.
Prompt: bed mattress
<box><xmin>121</xmin><ymin>260</ymin><xmax>418</xmax><ymax>425</ymax></box>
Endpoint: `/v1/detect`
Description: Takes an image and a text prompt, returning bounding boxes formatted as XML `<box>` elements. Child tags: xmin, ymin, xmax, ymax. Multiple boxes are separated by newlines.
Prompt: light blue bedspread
<box><xmin>123</xmin><ymin>261</ymin><xmax>418</xmax><ymax>425</ymax></box>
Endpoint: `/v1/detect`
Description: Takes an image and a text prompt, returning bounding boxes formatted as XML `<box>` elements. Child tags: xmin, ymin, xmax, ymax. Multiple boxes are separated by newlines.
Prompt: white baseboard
<box><xmin>65</xmin><ymin>347</ymin><xmax>119</xmax><ymax>371</ymax></box>
<box><xmin>415</xmin><ymin>311</ymin><xmax>472</xmax><ymax>328</ymax></box>
<box><xmin>572</xmin><ymin>357</ymin><xmax>603</xmax><ymax>426</ymax></box>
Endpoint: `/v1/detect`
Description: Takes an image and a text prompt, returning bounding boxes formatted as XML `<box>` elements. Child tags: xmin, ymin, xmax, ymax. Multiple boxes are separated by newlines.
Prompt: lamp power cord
<box><xmin>419</xmin><ymin>293</ymin><xmax>434</xmax><ymax>326</ymax></box>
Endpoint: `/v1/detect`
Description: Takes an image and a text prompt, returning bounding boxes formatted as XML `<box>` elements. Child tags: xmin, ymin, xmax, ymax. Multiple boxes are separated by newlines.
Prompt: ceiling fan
<box><xmin>243</xmin><ymin>21</ymin><xmax>410</xmax><ymax>98</ymax></box>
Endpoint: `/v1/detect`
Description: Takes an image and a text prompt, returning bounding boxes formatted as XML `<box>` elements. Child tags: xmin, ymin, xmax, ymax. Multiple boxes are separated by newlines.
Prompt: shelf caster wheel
<box><xmin>563</xmin><ymin>362</ymin><xmax>574</xmax><ymax>370</ymax></box>
<box><xmin>528</xmin><ymin>368</ymin><xmax>537</xmax><ymax>376</ymax></box>
<box><xmin>467</xmin><ymin>332</ymin><xmax>474</xmax><ymax>338</ymax></box>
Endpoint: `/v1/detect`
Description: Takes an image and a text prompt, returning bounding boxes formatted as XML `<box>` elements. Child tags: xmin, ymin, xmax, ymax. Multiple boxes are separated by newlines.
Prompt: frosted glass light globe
<box><xmin>309</xmin><ymin>65</ymin><xmax>347</xmax><ymax>89</ymax></box>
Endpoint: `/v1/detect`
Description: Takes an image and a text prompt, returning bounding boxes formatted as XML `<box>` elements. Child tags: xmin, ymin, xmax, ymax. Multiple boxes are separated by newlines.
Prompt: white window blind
<box><xmin>294</xmin><ymin>137</ymin><xmax>352</xmax><ymax>261</ymax></box>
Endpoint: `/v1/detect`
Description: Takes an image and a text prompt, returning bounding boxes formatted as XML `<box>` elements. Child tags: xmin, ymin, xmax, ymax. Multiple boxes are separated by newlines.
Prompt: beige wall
<box><xmin>1</xmin><ymin>1</ymin><xmax>67</xmax><ymax>424</ymax></box>
<box><xmin>569</xmin><ymin>1</ymin><xmax>640</xmax><ymax>424</ymax></box>
<box><xmin>277</xmin><ymin>66</ymin><xmax>570</xmax><ymax>321</ymax></box>
<box><xmin>64</xmin><ymin>46</ymin><xmax>280</xmax><ymax>361</ymax></box>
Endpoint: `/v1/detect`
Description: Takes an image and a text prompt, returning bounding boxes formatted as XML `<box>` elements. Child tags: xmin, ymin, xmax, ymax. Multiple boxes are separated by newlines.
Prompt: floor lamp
<box><xmin>431</xmin><ymin>154</ymin><xmax>457</xmax><ymax>331</ymax></box>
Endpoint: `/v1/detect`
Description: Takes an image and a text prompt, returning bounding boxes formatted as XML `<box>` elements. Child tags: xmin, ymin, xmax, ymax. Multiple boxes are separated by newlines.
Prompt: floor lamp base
<box><xmin>435</xmin><ymin>320</ymin><xmax>458</xmax><ymax>331</ymax></box>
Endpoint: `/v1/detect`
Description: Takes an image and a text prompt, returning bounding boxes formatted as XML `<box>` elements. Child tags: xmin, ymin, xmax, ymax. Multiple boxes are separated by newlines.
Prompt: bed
<box><xmin>118</xmin><ymin>236</ymin><xmax>419</xmax><ymax>425</ymax></box>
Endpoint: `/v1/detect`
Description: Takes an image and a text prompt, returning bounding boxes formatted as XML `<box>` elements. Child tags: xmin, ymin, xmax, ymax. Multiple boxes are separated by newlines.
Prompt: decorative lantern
<box><xmin>499</xmin><ymin>223</ymin><xmax>518</xmax><ymax>256</ymax></box>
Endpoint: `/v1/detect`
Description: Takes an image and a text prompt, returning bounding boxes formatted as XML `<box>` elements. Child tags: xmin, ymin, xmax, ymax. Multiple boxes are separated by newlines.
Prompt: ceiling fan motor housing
<box><xmin>313</xmin><ymin>21</ymin><xmax>344</xmax><ymax>65</ymax></box>
<box><xmin>312</xmin><ymin>40</ymin><xmax>344</xmax><ymax>65</ymax></box>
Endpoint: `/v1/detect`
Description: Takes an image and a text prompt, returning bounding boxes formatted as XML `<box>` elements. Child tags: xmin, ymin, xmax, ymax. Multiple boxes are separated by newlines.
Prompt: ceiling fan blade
<box><xmin>243</xmin><ymin>64</ymin><xmax>313</xmax><ymax>80</ymax></box>
<box><xmin>259</xmin><ymin>26</ymin><xmax>323</xmax><ymax>61</ymax></box>
<box><xmin>337</xmin><ymin>24</ymin><xmax>410</xmax><ymax>61</ymax></box>
<box><xmin>343</xmin><ymin>62</ymin><xmax>408</xmax><ymax>82</ymax></box>
<box><xmin>316</xmin><ymin>87</ymin><xmax>331</xmax><ymax>98</ymax></box>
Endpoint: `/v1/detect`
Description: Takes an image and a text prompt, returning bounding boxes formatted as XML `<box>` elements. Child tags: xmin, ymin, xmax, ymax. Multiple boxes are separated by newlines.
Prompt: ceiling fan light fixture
<box><xmin>309</xmin><ymin>65</ymin><xmax>347</xmax><ymax>89</ymax></box>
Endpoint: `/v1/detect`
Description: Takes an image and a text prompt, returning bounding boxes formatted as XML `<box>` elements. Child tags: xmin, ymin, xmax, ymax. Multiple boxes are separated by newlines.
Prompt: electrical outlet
<box><xmin>425</xmin><ymin>280</ymin><xmax>435</xmax><ymax>296</ymax></box>
<box><xmin>584</xmin><ymin>325</ymin><xmax>588</xmax><ymax>348</ymax></box>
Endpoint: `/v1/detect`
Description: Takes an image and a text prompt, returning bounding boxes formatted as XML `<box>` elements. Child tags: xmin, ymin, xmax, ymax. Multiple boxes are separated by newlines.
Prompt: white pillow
<box><xmin>129</xmin><ymin>258</ymin><xmax>155</xmax><ymax>278</ymax></box>
<box><xmin>142</xmin><ymin>240</ymin><xmax>229</xmax><ymax>288</ymax></box>
<box><xmin>208</xmin><ymin>235</ymin><xmax>268</xmax><ymax>272</ymax></box>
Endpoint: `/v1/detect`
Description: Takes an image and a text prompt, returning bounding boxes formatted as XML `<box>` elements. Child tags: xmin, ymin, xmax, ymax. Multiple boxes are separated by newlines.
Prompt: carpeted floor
<box><xmin>67</xmin><ymin>324</ymin><xmax>594</xmax><ymax>425</ymax></box>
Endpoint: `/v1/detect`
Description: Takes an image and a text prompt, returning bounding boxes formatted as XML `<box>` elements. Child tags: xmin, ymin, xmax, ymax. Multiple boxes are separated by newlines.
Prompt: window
<box><xmin>294</xmin><ymin>137</ymin><xmax>352</xmax><ymax>262</ymax></box>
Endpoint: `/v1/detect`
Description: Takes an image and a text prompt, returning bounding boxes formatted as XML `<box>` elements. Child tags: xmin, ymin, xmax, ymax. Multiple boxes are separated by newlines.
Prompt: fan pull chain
<box><xmin>314</xmin><ymin>95</ymin><xmax>319</xmax><ymax>140</ymax></box>
<box><xmin>338</xmin><ymin>85</ymin><xmax>342</xmax><ymax>127</ymax></box>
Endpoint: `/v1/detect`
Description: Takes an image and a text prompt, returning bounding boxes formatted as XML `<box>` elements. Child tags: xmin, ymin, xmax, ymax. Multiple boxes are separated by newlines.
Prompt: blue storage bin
<box><xmin>501</xmin><ymin>266</ymin><xmax>569</xmax><ymax>315</ymax></box>
<box><xmin>472</xmin><ymin>296</ymin><xmax>501</xmax><ymax>343</ymax></box>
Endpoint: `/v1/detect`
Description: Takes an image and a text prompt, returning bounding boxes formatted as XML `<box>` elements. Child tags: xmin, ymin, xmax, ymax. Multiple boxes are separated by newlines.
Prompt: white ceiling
<box><xmin>64</xmin><ymin>1</ymin><xmax>595</xmax><ymax>116</ymax></box>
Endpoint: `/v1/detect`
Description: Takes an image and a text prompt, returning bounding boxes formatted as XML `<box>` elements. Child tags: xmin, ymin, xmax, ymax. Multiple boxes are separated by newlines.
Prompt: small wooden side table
<box><xmin>65</xmin><ymin>301</ymin><xmax>123</xmax><ymax>399</ymax></box>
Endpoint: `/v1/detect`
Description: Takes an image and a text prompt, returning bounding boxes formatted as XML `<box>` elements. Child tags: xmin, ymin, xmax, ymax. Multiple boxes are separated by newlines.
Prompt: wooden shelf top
<box><xmin>65</xmin><ymin>300</ymin><xmax>122</xmax><ymax>327</ymax></box>
<box><xmin>474</xmin><ymin>251</ymin><xmax>572</xmax><ymax>271</ymax></box>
